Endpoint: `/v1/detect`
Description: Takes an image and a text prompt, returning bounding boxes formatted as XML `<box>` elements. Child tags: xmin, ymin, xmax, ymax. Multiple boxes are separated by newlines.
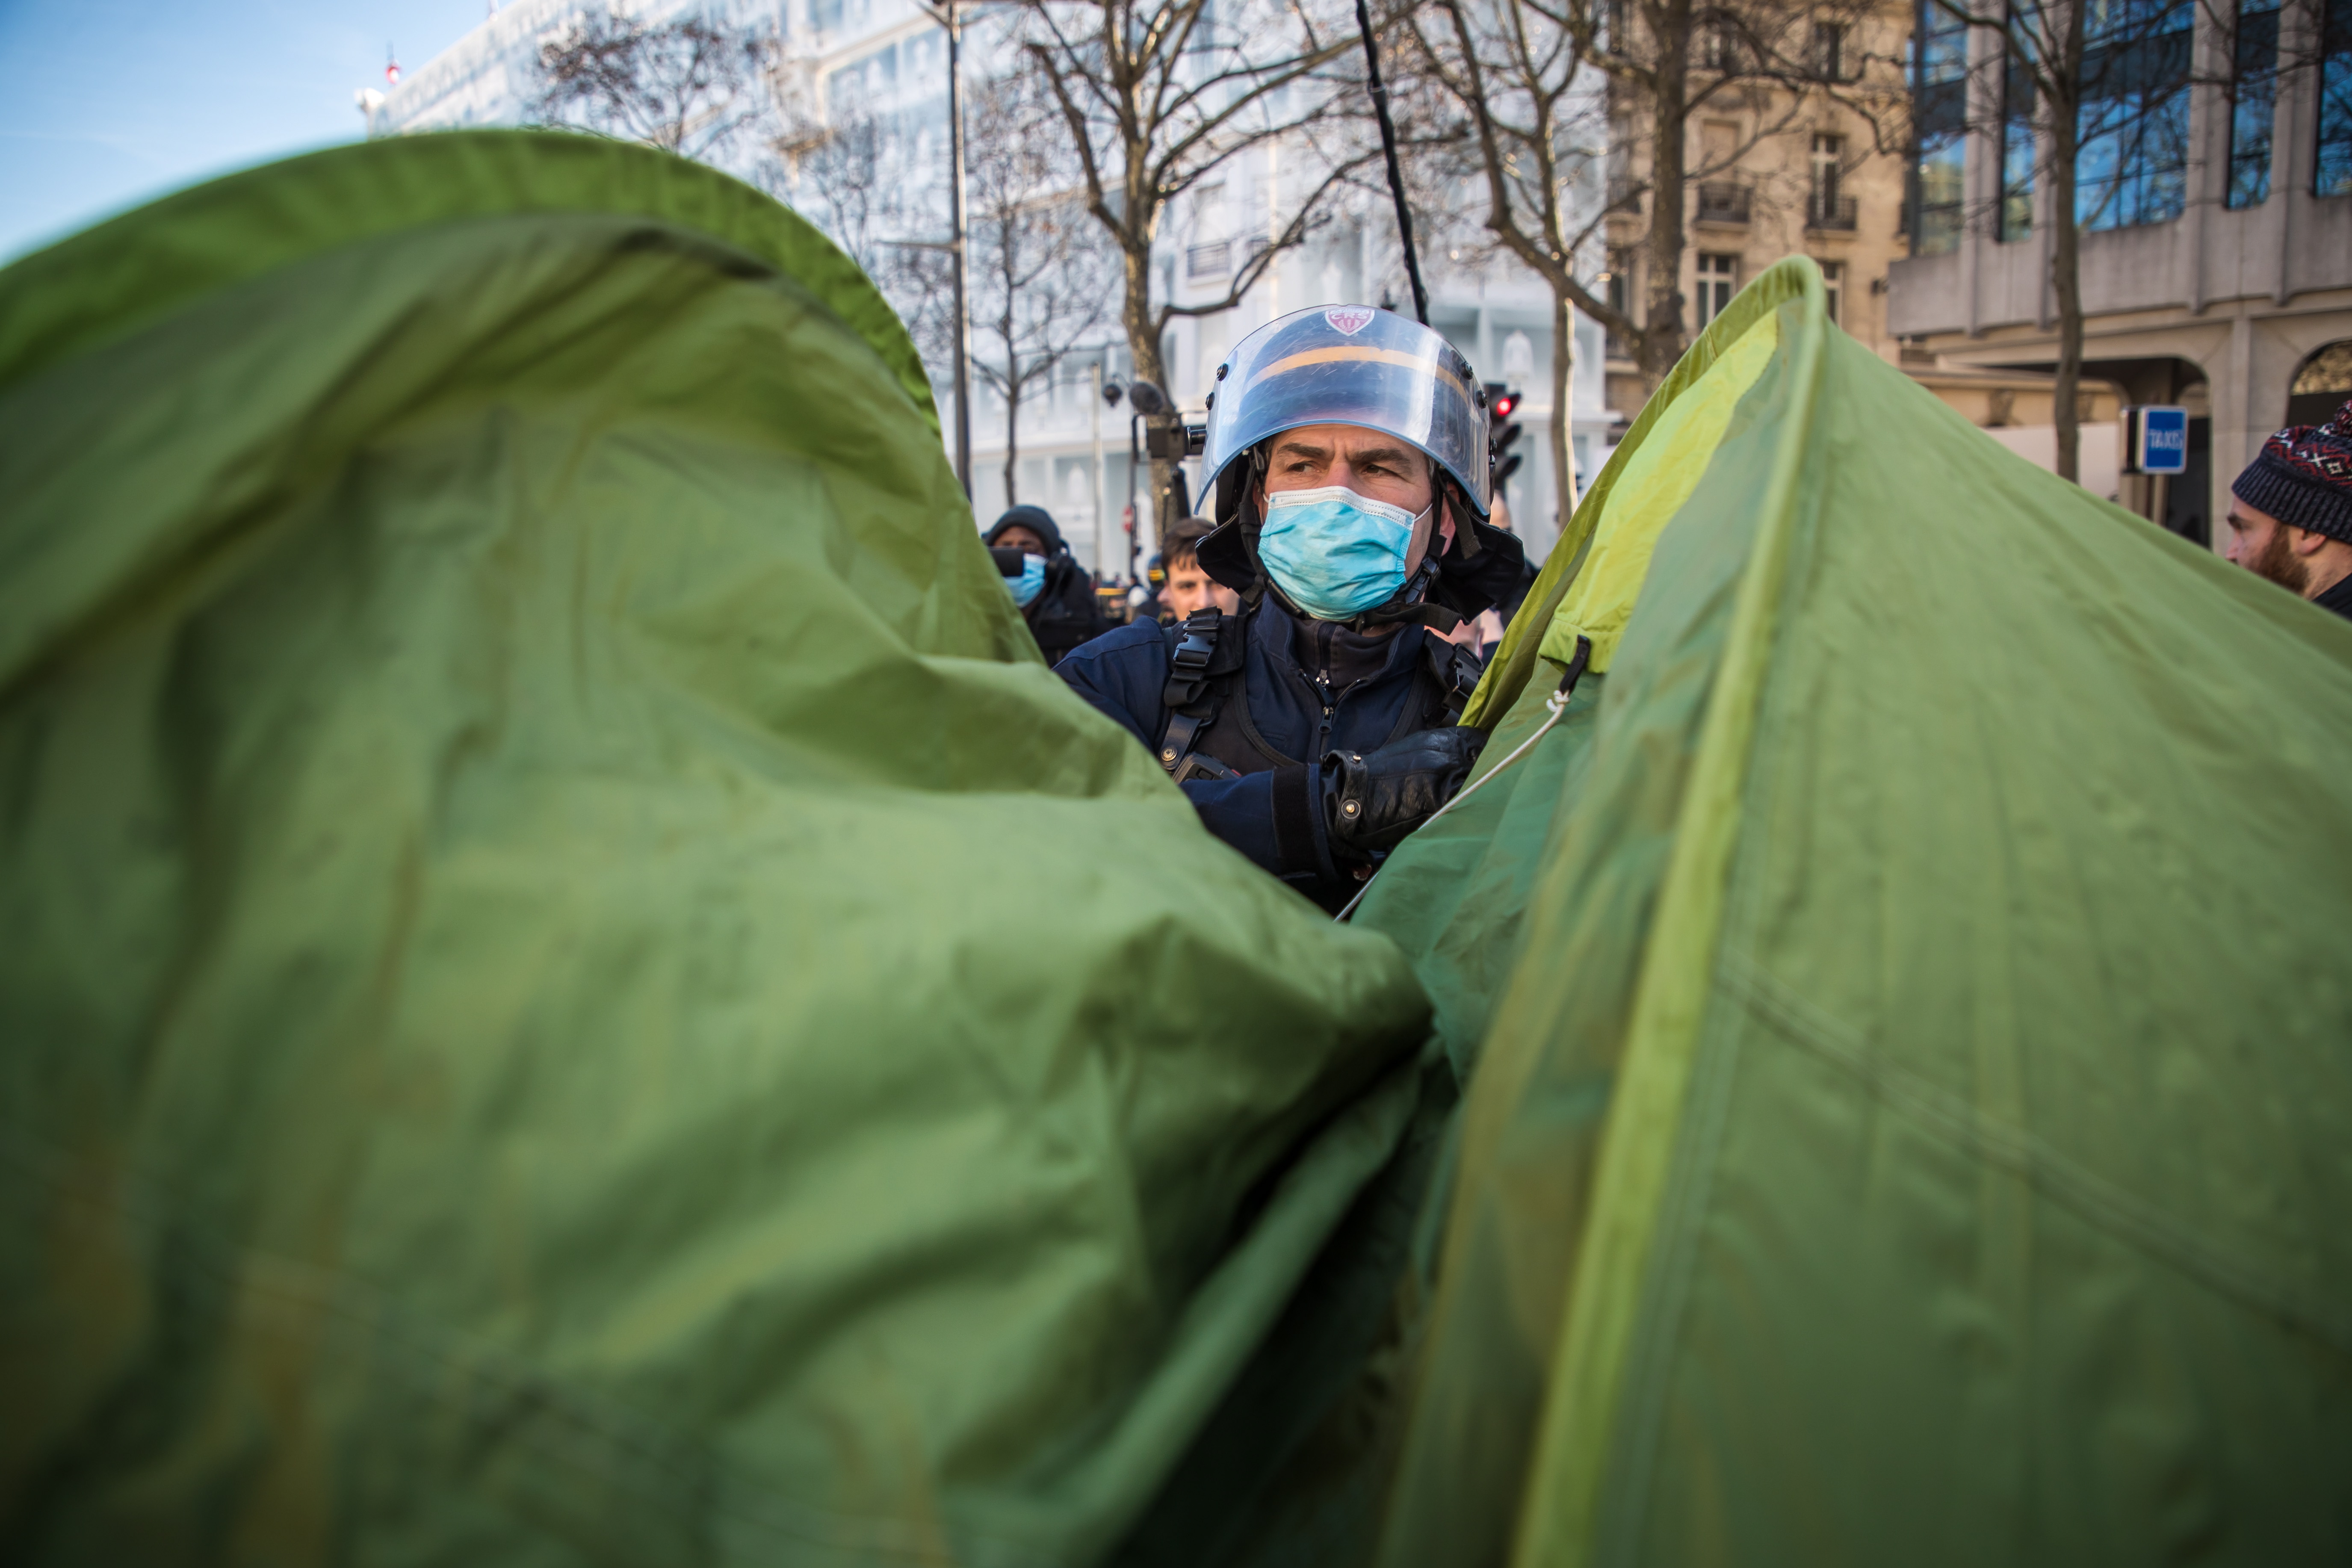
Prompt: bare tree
<box><xmin>1440</xmin><ymin>0</ymin><xmax>1894</xmax><ymax>408</ymax></box>
<box><xmin>1403</xmin><ymin>0</ymin><xmax>1612</xmax><ymax>531</ymax></box>
<box><xmin>529</xmin><ymin>7</ymin><xmax>980</xmax><ymax>417</ymax></box>
<box><xmin>773</xmin><ymin>101</ymin><xmax>891</xmax><ymax>268</ymax></box>
<box><xmin>1015</xmin><ymin>0</ymin><xmax>1383</xmax><ymax>513</ymax></box>
<box><xmin>532</xmin><ymin>8</ymin><xmax>780</xmax><ymax>162</ymax></box>
<box><xmin>956</xmin><ymin>70</ymin><xmax>1120</xmax><ymax>505</ymax></box>
<box><xmin>768</xmin><ymin>90</ymin><xmax>960</xmax><ymax>370</ymax></box>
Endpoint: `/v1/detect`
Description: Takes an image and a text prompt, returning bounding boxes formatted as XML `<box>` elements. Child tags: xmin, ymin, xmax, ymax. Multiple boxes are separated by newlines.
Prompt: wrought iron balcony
<box><xmin>1695</xmin><ymin>182</ymin><xmax>1752</xmax><ymax>225</ymax></box>
<box><xmin>1808</xmin><ymin>195</ymin><xmax>1859</xmax><ymax>231</ymax></box>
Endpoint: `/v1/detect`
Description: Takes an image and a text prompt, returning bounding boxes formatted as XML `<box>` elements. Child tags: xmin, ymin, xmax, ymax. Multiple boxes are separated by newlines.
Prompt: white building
<box><xmin>372</xmin><ymin>0</ymin><xmax>1618</xmax><ymax>577</ymax></box>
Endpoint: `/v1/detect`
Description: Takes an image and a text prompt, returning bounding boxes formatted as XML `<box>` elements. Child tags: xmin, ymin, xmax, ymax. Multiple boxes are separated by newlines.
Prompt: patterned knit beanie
<box><xmin>2232</xmin><ymin>398</ymin><xmax>2352</xmax><ymax>544</ymax></box>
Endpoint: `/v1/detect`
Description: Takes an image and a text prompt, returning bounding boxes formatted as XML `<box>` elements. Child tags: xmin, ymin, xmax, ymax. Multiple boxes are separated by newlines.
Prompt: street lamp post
<box><xmin>902</xmin><ymin>0</ymin><xmax>973</xmax><ymax>496</ymax></box>
<box><xmin>1089</xmin><ymin>360</ymin><xmax>1110</xmax><ymax>582</ymax></box>
<box><xmin>943</xmin><ymin>0</ymin><xmax>971</xmax><ymax>495</ymax></box>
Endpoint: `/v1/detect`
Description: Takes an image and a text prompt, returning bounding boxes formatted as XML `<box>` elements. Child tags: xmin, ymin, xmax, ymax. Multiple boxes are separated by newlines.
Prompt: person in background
<box><xmin>1158</xmin><ymin>517</ymin><xmax>1243</xmax><ymax>622</ymax></box>
<box><xmin>1142</xmin><ymin>548</ymin><xmax>1171</xmax><ymax>624</ymax></box>
<box><xmin>2224</xmin><ymin>399</ymin><xmax>2352</xmax><ymax>620</ymax></box>
<box><xmin>987</xmin><ymin>504</ymin><xmax>1111</xmax><ymax>664</ymax></box>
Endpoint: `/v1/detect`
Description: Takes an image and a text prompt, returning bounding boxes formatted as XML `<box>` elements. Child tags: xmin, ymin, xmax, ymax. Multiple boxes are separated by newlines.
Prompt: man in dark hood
<box><xmin>986</xmin><ymin>504</ymin><xmax>1112</xmax><ymax>665</ymax></box>
<box><xmin>1052</xmin><ymin>306</ymin><xmax>1528</xmax><ymax>913</ymax></box>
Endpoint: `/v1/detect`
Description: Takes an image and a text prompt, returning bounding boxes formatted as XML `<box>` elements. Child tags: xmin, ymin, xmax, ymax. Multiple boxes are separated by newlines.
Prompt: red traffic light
<box><xmin>1491</xmin><ymin>391</ymin><xmax>1519</xmax><ymax>419</ymax></box>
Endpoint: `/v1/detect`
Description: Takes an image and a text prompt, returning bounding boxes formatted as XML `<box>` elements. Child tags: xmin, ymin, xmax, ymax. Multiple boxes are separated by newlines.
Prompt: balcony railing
<box><xmin>1607</xmin><ymin>178</ymin><xmax>1643</xmax><ymax>215</ymax></box>
<box><xmin>1695</xmin><ymin>182</ymin><xmax>1752</xmax><ymax>225</ymax></box>
<box><xmin>1808</xmin><ymin>194</ymin><xmax>1859</xmax><ymax>231</ymax></box>
<box><xmin>1185</xmin><ymin>241</ymin><xmax>1231</xmax><ymax>279</ymax></box>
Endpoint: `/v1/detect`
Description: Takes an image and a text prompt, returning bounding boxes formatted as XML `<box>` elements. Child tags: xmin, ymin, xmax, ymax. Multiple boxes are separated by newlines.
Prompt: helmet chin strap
<box><xmin>1344</xmin><ymin>555</ymin><xmax>1460</xmax><ymax>632</ymax></box>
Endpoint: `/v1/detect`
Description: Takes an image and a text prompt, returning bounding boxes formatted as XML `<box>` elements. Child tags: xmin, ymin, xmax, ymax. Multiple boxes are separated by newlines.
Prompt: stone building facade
<box><xmin>1887</xmin><ymin>0</ymin><xmax>2352</xmax><ymax>547</ymax></box>
<box><xmin>1601</xmin><ymin>0</ymin><xmax>1918</xmax><ymax>423</ymax></box>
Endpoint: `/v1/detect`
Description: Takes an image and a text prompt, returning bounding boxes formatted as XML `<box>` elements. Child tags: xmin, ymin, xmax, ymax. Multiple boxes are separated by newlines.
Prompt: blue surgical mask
<box><xmin>1256</xmin><ymin>486</ymin><xmax>1428</xmax><ymax>621</ymax></box>
<box><xmin>1005</xmin><ymin>552</ymin><xmax>1048</xmax><ymax>608</ymax></box>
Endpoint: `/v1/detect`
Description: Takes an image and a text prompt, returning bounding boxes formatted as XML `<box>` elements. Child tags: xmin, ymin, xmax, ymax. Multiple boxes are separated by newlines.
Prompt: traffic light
<box><xmin>1486</xmin><ymin>382</ymin><xmax>1525</xmax><ymax>491</ymax></box>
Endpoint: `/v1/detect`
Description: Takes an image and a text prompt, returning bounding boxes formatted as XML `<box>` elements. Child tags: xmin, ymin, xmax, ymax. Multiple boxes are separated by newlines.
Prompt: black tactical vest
<box><xmin>1156</xmin><ymin>603</ymin><xmax>1484</xmax><ymax>784</ymax></box>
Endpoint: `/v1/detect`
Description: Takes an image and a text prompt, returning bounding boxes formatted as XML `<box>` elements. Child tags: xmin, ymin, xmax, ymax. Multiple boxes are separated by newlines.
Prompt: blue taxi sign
<box><xmin>2126</xmin><ymin>405</ymin><xmax>2189</xmax><ymax>475</ymax></box>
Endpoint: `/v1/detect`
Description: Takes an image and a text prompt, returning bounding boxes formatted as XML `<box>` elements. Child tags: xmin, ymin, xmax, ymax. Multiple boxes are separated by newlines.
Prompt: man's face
<box><xmin>2225</xmin><ymin>498</ymin><xmax>2311</xmax><ymax>595</ymax></box>
<box><xmin>994</xmin><ymin>525</ymin><xmax>1050</xmax><ymax>557</ymax></box>
<box><xmin>1159</xmin><ymin>553</ymin><xmax>1240</xmax><ymax>618</ymax></box>
<box><xmin>1258</xmin><ymin>423</ymin><xmax>1454</xmax><ymax>573</ymax></box>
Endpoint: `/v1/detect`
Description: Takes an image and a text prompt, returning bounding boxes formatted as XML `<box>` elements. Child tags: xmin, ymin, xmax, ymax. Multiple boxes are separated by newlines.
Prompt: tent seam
<box><xmin>1717</xmin><ymin>949</ymin><xmax>2352</xmax><ymax>1355</ymax></box>
<box><xmin>1587</xmin><ymin>321</ymin><xmax>1841</xmax><ymax>1568</ymax></box>
<box><xmin>1507</xmin><ymin>260</ymin><xmax>1830</xmax><ymax>1568</ymax></box>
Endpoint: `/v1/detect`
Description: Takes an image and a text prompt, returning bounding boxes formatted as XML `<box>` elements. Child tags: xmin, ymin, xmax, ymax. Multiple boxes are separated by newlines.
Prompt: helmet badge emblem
<box><xmin>1324</xmin><ymin>306</ymin><xmax>1376</xmax><ymax>335</ymax></box>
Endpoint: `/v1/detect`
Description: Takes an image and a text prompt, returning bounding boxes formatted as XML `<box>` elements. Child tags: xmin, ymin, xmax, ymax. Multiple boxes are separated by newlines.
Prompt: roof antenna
<box><xmin>386</xmin><ymin>44</ymin><xmax>401</xmax><ymax>85</ymax></box>
<box><xmin>1352</xmin><ymin>0</ymin><xmax>1428</xmax><ymax>325</ymax></box>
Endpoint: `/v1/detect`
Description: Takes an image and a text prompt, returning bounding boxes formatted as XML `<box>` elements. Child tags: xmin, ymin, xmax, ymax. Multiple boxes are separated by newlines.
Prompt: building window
<box><xmin>1185</xmin><ymin>241</ymin><xmax>1232</xmax><ymax>279</ymax></box>
<box><xmin>2320</xmin><ymin>0</ymin><xmax>2352</xmax><ymax>196</ymax></box>
<box><xmin>1810</xmin><ymin>133</ymin><xmax>1844</xmax><ymax>224</ymax></box>
<box><xmin>1911</xmin><ymin>0</ymin><xmax>1968</xmax><ymax>255</ymax></box>
<box><xmin>1999</xmin><ymin>31</ymin><xmax>2036</xmax><ymax>239</ymax></box>
<box><xmin>1606</xmin><ymin>117</ymin><xmax>1639</xmax><ymax>212</ymax></box>
<box><xmin>1605</xmin><ymin>252</ymin><xmax>1634</xmax><ymax>357</ymax></box>
<box><xmin>2289</xmin><ymin>340</ymin><xmax>2352</xmax><ymax>424</ymax></box>
<box><xmin>1696</xmin><ymin>254</ymin><xmax>1738</xmax><ymax>327</ymax></box>
<box><xmin>1702</xmin><ymin>15</ymin><xmax>1745</xmax><ymax>71</ymax></box>
<box><xmin>2230</xmin><ymin>0</ymin><xmax>2281</xmax><ymax>206</ymax></box>
<box><xmin>1812</xmin><ymin>21</ymin><xmax>1847</xmax><ymax>80</ymax></box>
<box><xmin>1189</xmin><ymin>0</ymin><xmax>1221</xmax><ymax>52</ymax></box>
<box><xmin>2076</xmin><ymin>0</ymin><xmax>2193</xmax><ymax>231</ymax></box>
<box><xmin>1819</xmin><ymin>260</ymin><xmax>1844</xmax><ymax>325</ymax></box>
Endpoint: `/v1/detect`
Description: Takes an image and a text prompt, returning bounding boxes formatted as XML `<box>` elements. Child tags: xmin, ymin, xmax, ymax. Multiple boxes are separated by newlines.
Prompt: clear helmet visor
<box><xmin>1199</xmin><ymin>305</ymin><xmax>1490</xmax><ymax>518</ymax></box>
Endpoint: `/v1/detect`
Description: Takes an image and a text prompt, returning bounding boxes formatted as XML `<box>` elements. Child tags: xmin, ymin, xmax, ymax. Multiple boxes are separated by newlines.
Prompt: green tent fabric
<box><xmin>0</xmin><ymin>132</ymin><xmax>1435</xmax><ymax>1566</ymax></box>
<box><xmin>1359</xmin><ymin>257</ymin><xmax>2352</xmax><ymax>1566</ymax></box>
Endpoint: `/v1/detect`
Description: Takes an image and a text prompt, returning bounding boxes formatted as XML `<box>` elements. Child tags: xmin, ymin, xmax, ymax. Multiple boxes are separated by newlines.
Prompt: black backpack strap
<box><xmin>1157</xmin><ymin>608</ymin><xmax>1246</xmax><ymax>782</ymax></box>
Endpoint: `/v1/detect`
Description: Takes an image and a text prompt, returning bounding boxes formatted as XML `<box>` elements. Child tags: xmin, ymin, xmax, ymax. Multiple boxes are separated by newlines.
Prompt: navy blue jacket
<box><xmin>1056</xmin><ymin>603</ymin><xmax>1459</xmax><ymax>906</ymax></box>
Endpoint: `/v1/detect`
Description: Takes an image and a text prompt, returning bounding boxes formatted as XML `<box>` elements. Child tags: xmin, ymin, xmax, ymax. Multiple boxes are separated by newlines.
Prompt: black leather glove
<box><xmin>1324</xmin><ymin>726</ymin><xmax>1489</xmax><ymax>862</ymax></box>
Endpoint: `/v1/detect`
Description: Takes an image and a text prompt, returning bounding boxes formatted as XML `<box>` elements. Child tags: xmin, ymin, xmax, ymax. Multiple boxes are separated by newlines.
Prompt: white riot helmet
<box><xmin>1198</xmin><ymin>305</ymin><xmax>1492</xmax><ymax>521</ymax></box>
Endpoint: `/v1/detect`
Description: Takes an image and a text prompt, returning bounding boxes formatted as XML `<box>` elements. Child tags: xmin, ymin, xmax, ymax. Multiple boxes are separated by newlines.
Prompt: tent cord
<box><xmin>1335</xmin><ymin>636</ymin><xmax>1592</xmax><ymax>924</ymax></box>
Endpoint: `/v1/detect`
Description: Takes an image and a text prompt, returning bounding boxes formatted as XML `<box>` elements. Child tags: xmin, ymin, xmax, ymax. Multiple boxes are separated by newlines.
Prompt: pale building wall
<box><xmin>1980</xmin><ymin>422</ymin><xmax>2123</xmax><ymax>505</ymax></box>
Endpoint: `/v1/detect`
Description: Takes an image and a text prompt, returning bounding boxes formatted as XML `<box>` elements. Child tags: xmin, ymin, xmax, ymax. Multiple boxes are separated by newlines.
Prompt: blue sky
<box><xmin>0</xmin><ymin>0</ymin><xmax>492</xmax><ymax>262</ymax></box>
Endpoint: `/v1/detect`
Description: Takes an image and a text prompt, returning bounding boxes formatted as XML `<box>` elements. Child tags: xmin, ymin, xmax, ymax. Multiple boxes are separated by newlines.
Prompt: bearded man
<box><xmin>2224</xmin><ymin>399</ymin><xmax>2352</xmax><ymax>620</ymax></box>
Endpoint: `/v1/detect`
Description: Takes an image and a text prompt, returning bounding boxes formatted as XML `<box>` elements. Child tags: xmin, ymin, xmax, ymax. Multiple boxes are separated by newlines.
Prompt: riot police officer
<box><xmin>1055</xmin><ymin>306</ymin><xmax>1526</xmax><ymax>912</ymax></box>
